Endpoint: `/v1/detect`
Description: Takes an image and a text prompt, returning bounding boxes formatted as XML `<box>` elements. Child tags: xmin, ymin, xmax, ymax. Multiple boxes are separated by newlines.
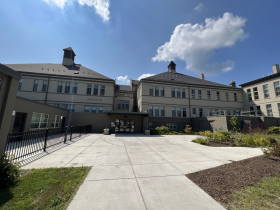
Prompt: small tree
<box><xmin>230</xmin><ymin>116</ymin><xmax>239</xmax><ymax>132</ymax></box>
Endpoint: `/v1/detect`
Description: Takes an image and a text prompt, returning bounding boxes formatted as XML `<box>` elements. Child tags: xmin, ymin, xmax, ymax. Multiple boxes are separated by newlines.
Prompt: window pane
<box><xmin>155</xmin><ymin>86</ymin><xmax>159</xmax><ymax>96</ymax></box>
<box><xmin>207</xmin><ymin>91</ymin><xmax>211</xmax><ymax>99</ymax></box>
<box><xmin>149</xmin><ymin>106</ymin><xmax>153</xmax><ymax>116</ymax></box>
<box><xmin>86</xmin><ymin>84</ymin><xmax>92</xmax><ymax>95</ymax></box>
<box><xmin>161</xmin><ymin>87</ymin><xmax>165</xmax><ymax>97</ymax></box>
<box><xmin>177</xmin><ymin>88</ymin><xmax>180</xmax><ymax>98</ymax></box>
<box><xmin>117</xmin><ymin>101</ymin><xmax>121</xmax><ymax>110</ymax></box>
<box><xmin>183</xmin><ymin>108</ymin><xmax>186</xmax><ymax>117</ymax></box>
<box><xmin>253</xmin><ymin>87</ymin><xmax>259</xmax><ymax>100</ymax></box>
<box><xmin>94</xmin><ymin>85</ymin><xmax>99</xmax><ymax>95</ymax></box>
<box><xmin>177</xmin><ymin>107</ymin><xmax>181</xmax><ymax>117</ymax></box>
<box><xmin>100</xmin><ymin>85</ymin><xmax>105</xmax><ymax>96</ymax></box>
<box><xmin>149</xmin><ymin>86</ymin><xmax>154</xmax><ymax>96</ymax></box>
<box><xmin>98</xmin><ymin>106</ymin><xmax>104</xmax><ymax>113</ymax></box>
<box><xmin>172</xmin><ymin>107</ymin><xmax>176</xmax><ymax>117</ymax></box>
<box><xmin>182</xmin><ymin>89</ymin><xmax>186</xmax><ymax>98</ymax></box>
<box><xmin>171</xmin><ymin>88</ymin><xmax>175</xmax><ymax>97</ymax></box>
<box><xmin>263</xmin><ymin>84</ymin><xmax>270</xmax><ymax>98</ymax></box>
<box><xmin>216</xmin><ymin>92</ymin><xmax>220</xmax><ymax>100</ymax></box>
<box><xmin>198</xmin><ymin>90</ymin><xmax>202</xmax><ymax>99</ymax></box>
<box><xmin>160</xmin><ymin>106</ymin><xmax>165</xmax><ymax>116</ymax></box>
<box><xmin>191</xmin><ymin>90</ymin><xmax>195</xmax><ymax>99</ymax></box>
<box><xmin>247</xmin><ymin>89</ymin><xmax>252</xmax><ymax>101</ymax></box>
<box><xmin>84</xmin><ymin>106</ymin><xmax>90</xmax><ymax>113</ymax></box>
<box><xmin>92</xmin><ymin>106</ymin><xmax>97</xmax><ymax>113</ymax></box>
<box><xmin>125</xmin><ymin>101</ymin><xmax>129</xmax><ymax>110</ymax></box>
<box><xmin>31</xmin><ymin>113</ymin><xmax>41</xmax><ymax>123</ymax></box>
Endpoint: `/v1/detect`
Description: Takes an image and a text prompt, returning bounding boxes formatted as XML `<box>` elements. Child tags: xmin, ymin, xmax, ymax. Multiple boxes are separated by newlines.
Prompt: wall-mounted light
<box><xmin>61</xmin><ymin>116</ymin><xmax>63</xmax><ymax>120</ymax></box>
<box><xmin>12</xmin><ymin>110</ymin><xmax>16</xmax><ymax>116</ymax></box>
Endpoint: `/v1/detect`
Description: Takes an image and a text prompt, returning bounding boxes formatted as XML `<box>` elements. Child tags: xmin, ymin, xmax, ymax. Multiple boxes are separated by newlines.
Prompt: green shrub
<box><xmin>150</xmin><ymin>126</ymin><xmax>169</xmax><ymax>135</ymax></box>
<box><xmin>241</xmin><ymin>135</ymin><xmax>255</xmax><ymax>147</ymax></box>
<box><xmin>192</xmin><ymin>137</ymin><xmax>209</xmax><ymax>145</ymax></box>
<box><xmin>230</xmin><ymin>116</ymin><xmax>239</xmax><ymax>131</ymax></box>
<box><xmin>253</xmin><ymin>137</ymin><xmax>270</xmax><ymax>147</ymax></box>
<box><xmin>263</xmin><ymin>143</ymin><xmax>280</xmax><ymax>157</ymax></box>
<box><xmin>213</xmin><ymin>132</ymin><xmax>228</xmax><ymax>141</ymax></box>
<box><xmin>216</xmin><ymin>130</ymin><xmax>231</xmax><ymax>138</ymax></box>
<box><xmin>268</xmin><ymin>126</ymin><xmax>280</xmax><ymax>134</ymax></box>
<box><xmin>202</xmin><ymin>130</ymin><xmax>214</xmax><ymax>139</ymax></box>
<box><xmin>184</xmin><ymin>125</ymin><xmax>192</xmax><ymax>134</ymax></box>
<box><xmin>0</xmin><ymin>154</ymin><xmax>20</xmax><ymax>188</ymax></box>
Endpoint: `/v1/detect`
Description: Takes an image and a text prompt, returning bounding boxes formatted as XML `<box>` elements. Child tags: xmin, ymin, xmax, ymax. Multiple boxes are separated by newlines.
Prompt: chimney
<box><xmin>272</xmin><ymin>64</ymin><xmax>280</xmax><ymax>74</ymax></box>
<box><xmin>229</xmin><ymin>81</ymin><xmax>236</xmax><ymax>87</ymax></box>
<box><xmin>200</xmin><ymin>73</ymin><xmax>204</xmax><ymax>80</ymax></box>
<box><xmin>168</xmin><ymin>61</ymin><xmax>176</xmax><ymax>73</ymax></box>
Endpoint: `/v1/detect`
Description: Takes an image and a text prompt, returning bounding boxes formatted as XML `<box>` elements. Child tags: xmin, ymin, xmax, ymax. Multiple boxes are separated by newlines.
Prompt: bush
<box><xmin>192</xmin><ymin>137</ymin><xmax>208</xmax><ymax>145</ymax></box>
<box><xmin>150</xmin><ymin>126</ymin><xmax>169</xmax><ymax>135</ymax></box>
<box><xmin>216</xmin><ymin>130</ymin><xmax>231</xmax><ymax>138</ymax></box>
<box><xmin>263</xmin><ymin>144</ymin><xmax>280</xmax><ymax>157</ymax></box>
<box><xmin>184</xmin><ymin>125</ymin><xmax>192</xmax><ymax>134</ymax></box>
<box><xmin>253</xmin><ymin>137</ymin><xmax>270</xmax><ymax>147</ymax></box>
<box><xmin>230</xmin><ymin>116</ymin><xmax>239</xmax><ymax>130</ymax></box>
<box><xmin>201</xmin><ymin>130</ymin><xmax>214</xmax><ymax>139</ymax></box>
<box><xmin>213</xmin><ymin>132</ymin><xmax>228</xmax><ymax>141</ymax></box>
<box><xmin>268</xmin><ymin>126</ymin><xmax>280</xmax><ymax>134</ymax></box>
<box><xmin>0</xmin><ymin>154</ymin><xmax>20</xmax><ymax>188</ymax></box>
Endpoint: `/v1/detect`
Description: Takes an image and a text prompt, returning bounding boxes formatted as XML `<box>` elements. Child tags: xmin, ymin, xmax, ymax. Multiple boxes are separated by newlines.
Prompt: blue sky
<box><xmin>1</xmin><ymin>0</ymin><xmax>280</xmax><ymax>86</ymax></box>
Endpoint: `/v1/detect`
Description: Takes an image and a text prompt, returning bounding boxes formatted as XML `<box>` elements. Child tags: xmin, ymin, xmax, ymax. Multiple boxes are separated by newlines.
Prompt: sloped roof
<box><xmin>115</xmin><ymin>85</ymin><xmax>132</xmax><ymax>91</ymax></box>
<box><xmin>0</xmin><ymin>64</ymin><xmax>21</xmax><ymax>80</ymax></box>
<box><xmin>4</xmin><ymin>63</ymin><xmax>113</xmax><ymax>81</ymax></box>
<box><xmin>141</xmin><ymin>71</ymin><xmax>238</xmax><ymax>89</ymax></box>
<box><xmin>240</xmin><ymin>72</ymin><xmax>280</xmax><ymax>87</ymax></box>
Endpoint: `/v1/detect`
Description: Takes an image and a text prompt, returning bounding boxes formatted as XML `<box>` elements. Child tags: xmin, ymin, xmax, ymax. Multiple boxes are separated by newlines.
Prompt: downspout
<box><xmin>44</xmin><ymin>74</ymin><xmax>51</xmax><ymax>104</ymax></box>
<box><xmin>188</xmin><ymin>85</ymin><xmax>192</xmax><ymax>127</ymax></box>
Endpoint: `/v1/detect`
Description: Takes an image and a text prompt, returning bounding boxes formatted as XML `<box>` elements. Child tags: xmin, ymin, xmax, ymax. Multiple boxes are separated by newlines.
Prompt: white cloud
<box><xmin>116</xmin><ymin>75</ymin><xmax>130</xmax><ymax>84</ymax></box>
<box><xmin>193</xmin><ymin>3</ymin><xmax>203</xmax><ymax>11</ymax></box>
<box><xmin>152</xmin><ymin>13</ymin><xmax>248</xmax><ymax>75</ymax></box>
<box><xmin>137</xmin><ymin>74</ymin><xmax>155</xmax><ymax>80</ymax></box>
<box><xmin>42</xmin><ymin>0</ymin><xmax>110</xmax><ymax>22</ymax></box>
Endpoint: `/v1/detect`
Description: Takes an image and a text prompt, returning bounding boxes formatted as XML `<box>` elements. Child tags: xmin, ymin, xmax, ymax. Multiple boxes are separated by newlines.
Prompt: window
<box><xmin>177</xmin><ymin>107</ymin><xmax>181</xmax><ymax>117</ymax></box>
<box><xmin>125</xmin><ymin>101</ymin><xmax>129</xmax><ymax>110</ymax></box>
<box><xmin>266</xmin><ymin>104</ymin><xmax>273</xmax><ymax>117</ymax></box>
<box><xmin>166</xmin><ymin>123</ymin><xmax>177</xmax><ymax>130</ymax></box>
<box><xmin>93</xmin><ymin>85</ymin><xmax>99</xmax><ymax>95</ymax></box>
<box><xmin>250</xmin><ymin>106</ymin><xmax>254</xmax><ymax>111</ymax></box>
<box><xmin>84</xmin><ymin>106</ymin><xmax>90</xmax><ymax>113</ymax></box>
<box><xmin>274</xmin><ymin>82</ymin><xmax>280</xmax><ymax>97</ymax></box>
<box><xmin>278</xmin><ymin>104</ymin><xmax>280</xmax><ymax>116</ymax></box>
<box><xmin>160</xmin><ymin>106</ymin><xmax>165</xmax><ymax>116</ymax></box>
<box><xmin>100</xmin><ymin>85</ymin><xmax>105</xmax><ymax>96</ymax></box>
<box><xmin>161</xmin><ymin>87</ymin><xmax>165</xmax><ymax>97</ymax></box>
<box><xmin>149</xmin><ymin>106</ymin><xmax>153</xmax><ymax>116</ymax></box>
<box><xmin>42</xmin><ymin>80</ymin><xmax>48</xmax><ymax>92</ymax></box>
<box><xmin>216</xmin><ymin>92</ymin><xmax>220</xmax><ymax>100</ymax></box>
<box><xmin>54</xmin><ymin>104</ymin><xmax>60</xmax><ymax>108</ymax></box>
<box><xmin>257</xmin><ymin>106</ymin><xmax>261</xmax><ymax>115</ymax></box>
<box><xmin>198</xmin><ymin>90</ymin><xmax>202</xmax><ymax>99</ymax></box>
<box><xmin>172</xmin><ymin>107</ymin><xmax>176</xmax><ymax>117</ymax></box>
<box><xmin>65</xmin><ymin>82</ymin><xmax>70</xmax><ymax>93</ymax></box>
<box><xmin>62</xmin><ymin>104</ymin><xmax>68</xmax><ymax>109</ymax></box>
<box><xmin>263</xmin><ymin>84</ymin><xmax>270</xmax><ymax>98</ymax></box>
<box><xmin>207</xmin><ymin>90</ymin><xmax>211</xmax><ymax>99</ymax></box>
<box><xmin>98</xmin><ymin>106</ymin><xmax>104</xmax><ymax>113</ymax></box>
<box><xmin>183</xmin><ymin>108</ymin><xmax>187</xmax><ymax>117</ymax></box>
<box><xmin>155</xmin><ymin>86</ymin><xmax>159</xmax><ymax>96</ymax></box>
<box><xmin>51</xmin><ymin>115</ymin><xmax>60</xmax><ymax>128</ymax></box>
<box><xmin>192</xmin><ymin>108</ymin><xmax>196</xmax><ymax>115</ymax></box>
<box><xmin>198</xmin><ymin>108</ymin><xmax>203</xmax><ymax>117</ymax></box>
<box><xmin>92</xmin><ymin>106</ymin><xmax>97</xmax><ymax>113</ymax></box>
<box><xmin>182</xmin><ymin>89</ymin><xmax>186</xmax><ymax>98</ymax></box>
<box><xmin>117</xmin><ymin>101</ymin><xmax>129</xmax><ymax>110</ymax></box>
<box><xmin>149</xmin><ymin>122</ymin><xmax>153</xmax><ymax>129</ymax></box>
<box><xmin>191</xmin><ymin>89</ymin><xmax>195</xmax><ymax>99</ymax></box>
<box><xmin>117</xmin><ymin>101</ymin><xmax>121</xmax><ymax>110</ymax></box>
<box><xmin>31</xmin><ymin>113</ymin><xmax>49</xmax><ymax>129</ymax></box>
<box><xmin>171</xmin><ymin>88</ymin><xmax>175</xmax><ymax>97</ymax></box>
<box><xmin>72</xmin><ymin>83</ymin><xmax>78</xmax><ymax>94</ymax></box>
<box><xmin>247</xmin><ymin>89</ymin><xmax>252</xmax><ymax>101</ymax></box>
<box><xmin>253</xmin><ymin>87</ymin><xmax>259</xmax><ymax>100</ymax></box>
<box><xmin>33</xmin><ymin>80</ymin><xmax>38</xmax><ymax>91</ymax></box>
<box><xmin>155</xmin><ymin>106</ymin><xmax>159</xmax><ymax>116</ymax></box>
<box><xmin>225</xmin><ymin>92</ymin><xmax>229</xmax><ymax>101</ymax></box>
<box><xmin>57</xmin><ymin>82</ymin><xmax>63</xmax><ymax>93</ymax></box>
<box><xmin>70</xmin><ymin>105</ymin><xmax>75</xmax><ymax>112</ymax></box>
<box><xmin>121</xmin><ymin>101</ymin><xmax>125</xmax><ymax>110</ymax></box>
<box><xmin>18</xmin><ymin>79</ymin><xmax>23</xmax><ymax>90</ymax></box>
<box><xmin>86</xmin><ymin>84</ymin><xmax>92</xmax><ymax>95</ymax></box>
<box><xmin>234</xmin><ymin>93</ymin><xmax>237</xmax><ymax>101</ymax></box>
<box><xmin>177</xmin><ymin>88</ymin><xmax>180</xmax><ymax>98</ymax></box>
<box><xmin>149</xmin><ymin>86</ymin><xmax>154</xmax><ymax>96</ymax></box>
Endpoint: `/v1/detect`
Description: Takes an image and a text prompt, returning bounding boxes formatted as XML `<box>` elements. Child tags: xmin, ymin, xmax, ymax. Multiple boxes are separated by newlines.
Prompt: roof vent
<box><xmin>74</xmin><ymin>71</ymin><xmax>79</xmax><ymax>74</ymax></box>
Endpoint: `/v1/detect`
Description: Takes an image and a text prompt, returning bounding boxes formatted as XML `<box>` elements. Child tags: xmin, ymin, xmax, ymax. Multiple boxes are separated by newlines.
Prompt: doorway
<box><xmin>115</xmin><ymin>119</ymin><xmax>134</xmax><ymax>133</ymax></box>
<box><xmin>12</xmin><ymin>113</ymin><xmax>26</xmax><ymax>133</ymax></box>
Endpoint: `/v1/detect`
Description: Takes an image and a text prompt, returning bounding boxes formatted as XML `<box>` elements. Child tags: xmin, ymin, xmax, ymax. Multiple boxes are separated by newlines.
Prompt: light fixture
<box><xmin>61</xmin><ymin>116</ymin><xmax>63</xmax><ymax>119</ymax></box>
<box><xmin>12</xmin><ymin>110</ymin><xmax>16</xmax><ymax>116</ymax></box>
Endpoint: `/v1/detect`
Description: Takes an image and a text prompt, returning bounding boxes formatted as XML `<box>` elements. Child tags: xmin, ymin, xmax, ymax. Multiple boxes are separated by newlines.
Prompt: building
<box><xmin>240</xmin><ymin>64</ymin><xmax>280</xmax><ymax>117</ymax></box>
<box><xmin>1</xmin><ymin>47</ymin><xmax>279</xmax><ymax>137</ymax></box>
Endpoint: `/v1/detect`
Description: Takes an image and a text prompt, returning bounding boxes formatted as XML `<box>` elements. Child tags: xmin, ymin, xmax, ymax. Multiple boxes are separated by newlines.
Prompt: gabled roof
<box><xmin>240</xmin><ymin>72</ymin><xmax>280</xmax><ymax>87</ymax></box>
<box><xmin>115</xmin><ymin>85</ymin><xmax>132</xmax><ymax>91</ymax></box>
<box><xmin>141</xmin><ymin>71</ymin><xmax>239</xmax><ymax>89</ymax></box>
<box><xmin>4</xmin><ymin>63</ymin><xmax>113</xmax><ymax>81</ymax></box>
<box><xmin>0</xmin><ymin>64</ymin><xmax>21</xmax><ymax>80</ymax></box>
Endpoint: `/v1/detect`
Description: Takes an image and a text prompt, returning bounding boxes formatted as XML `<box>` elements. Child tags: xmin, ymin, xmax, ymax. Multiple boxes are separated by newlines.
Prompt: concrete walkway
<box><xmin>22</xmin><ymin>134</ymin><xmax>263</xmax><ymax>210</ymax></box>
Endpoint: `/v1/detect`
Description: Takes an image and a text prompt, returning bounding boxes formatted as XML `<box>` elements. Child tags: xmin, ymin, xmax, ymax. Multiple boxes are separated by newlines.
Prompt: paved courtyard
<box><xmin>22</xmin><ymin>134</ymin><xmax>263</xmax><ymax>210</ymax></box>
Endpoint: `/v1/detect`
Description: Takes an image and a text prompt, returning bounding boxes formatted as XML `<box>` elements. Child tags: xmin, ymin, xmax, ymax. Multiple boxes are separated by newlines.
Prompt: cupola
<box><xmin>62</xmin><ymin>47</ymin><xmax>76</xmax><ymax>66</ymax></box>
<box><xmin>168</xmin><ymin>61</ymin><xmax>176</xmax><ymax>73</ymax></box>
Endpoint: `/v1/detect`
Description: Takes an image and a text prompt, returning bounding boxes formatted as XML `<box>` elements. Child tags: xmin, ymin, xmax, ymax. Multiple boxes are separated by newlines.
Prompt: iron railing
<box><xmin>5</xmin><ymin>125</ymin><xmax>91</xmax><ymax>161</ymax></box>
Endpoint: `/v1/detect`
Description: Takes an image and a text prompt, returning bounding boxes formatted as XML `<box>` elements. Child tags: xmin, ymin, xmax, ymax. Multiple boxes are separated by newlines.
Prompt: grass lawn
<box><xmin>0</xmin><ymin>167</ymin><xmax>90</xmax><ymax>210</ymax></box>
<box><xmin>226</xmin><ymin>175</ymin><xmax>280</xmax><ymax>210</ymax></box>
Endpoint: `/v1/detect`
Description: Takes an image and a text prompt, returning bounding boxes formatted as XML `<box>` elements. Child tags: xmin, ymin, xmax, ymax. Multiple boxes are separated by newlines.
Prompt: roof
<box><xmin>240</xmin><ymin>72</ymin><xmax>280</xmax><ymax>87</ymax></box>
<box><xmin>141</xmin><ymin>71</ymin><xmax>239</xmax><ymax>89</ymax></box>
<box><xmin>63</xmin><ymin>47</ymin><xmax>76</xmax><ymax>56</ymax></box>
<box><xmin>0</xmin><ymin>64</ymin><xmax>21</xmax><ymax>80</ymax></box>
<box><xmin>115</xmin><ymin>85</ymin><xmax>132</xmax><ymax>91</ymax></box>
<box><xmin>132</xmin><ymin>80</ymin><xmax>139</xmax><ymax>86</ymax></box>
<box><xmin>4</xmin><ymin>63</ymin><xmax>113</xmax><ymax>81</ymax></box>
<box><xmin>105</xmin><ymin>111</ymin><xmax>149</xmax><ymax>116</ymax></box>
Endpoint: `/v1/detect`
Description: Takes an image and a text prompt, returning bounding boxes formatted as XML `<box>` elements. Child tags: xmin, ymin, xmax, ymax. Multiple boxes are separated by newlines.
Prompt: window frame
<box><xmin>100</xmin><ymin>85</ymin><xmax>105</xmax><ymax>96</ymax></box>
<box><xmin>225</xmin><ymin>92</ymin><xmax>229</xmax><ymax>101</ymax></box>
<box><xmin>274</xmin><ymin>82</ymin><xmax>280</xmax><ymax>97</ymax></box>
<box><xmin>253</xmin><ymin>87</ymin><xmax>259</xmax><ymax>100</ymax></box>
<box><xmin>177</xmin><ymin>107</ymin><xmax>181</xmax><ymax>117</ymax></box>
<box><xmin>86</xmin><ymin>84</ymin><xmax>92</xmax><ymax>95</ymax></box>
<box><xmin>18</xmin><ymin>79</ymin><xmax>23</xmax><ymax>91</ymax></box>
<box><xmin>192</xmin><ymin>108</ymin><xmax>196</xmax><ymax>115</ymax></box>
<box><xmin>155</xmin><ymin>86</ymin><xmax>159</xmax><ymax>96</ymax></box>
<box><xmin>234</xmin><ymin>93</ymin><xmax>237</xmax><ymax>101</ymax></box>
<box><xmin>30</xmin><ymin>112</ymin><xmax>49</xmax><ymax>129</ymax></box>
<box><xmin>160</xmin><ymin>106</ymin><xmax>165</xmax><ymax>116</ymax></box>
<box><xmin>33</xmin><ymin>79</ymin><xmax>38</xmax><ymax>91</ymax></box>
<box><xmin>191</xmin><ymin>89</ymin><xmax>195</xmax><ymax>99</ymax></box>
<box><xmin>69</xmin><ymin>104</ymin><xmax>75</xmax><ymax>112</ymax></box>
<box><xmin>207</xmin><ymin>90</ymin><xmax>211</xmax><ymax>100</ymax></box>
<box><xmin>171</xmin><ymin>88</ymin><xmax>175</xmax><ymax>97</ymax></box>
<box><xmin>149</xmin><ymin>86</ymin><xmax>154</xmax><ymax>96</ymax></box>
<box><xmin>177</xmin><ymin>88</ymin><xmax>181</xmax><ymax>98</ymax></box>
<box><xmin>266</xmin><ymin>104</ymin><xmax>273</xmax><ymax>117</ymax></box>
<box><xmin>198</xmin><ymin>90</ymin><xmax>202</xmax><ymax>99</ymax></box>
<box><xmin>84</xmin><ymin>105</ymin><xmax>90</xmax><ymax>113</ymax></box>
<box><xmin>51</xmin><ymin>115</ymin><xmax>60</xmax><ymax>128</ymax></box>
<box><xmin>42</xmin><ymin>80</ymin><xmax>48</xmax><ymax>92</ymax></box>
<box><xmin>161</xmin><ymin>87</ymin><xmax>165</xmax><ymax>97</ymax></box>
<box><xmin>155</xmin><ymin>106</ymin><xmax>159</xmax><ymax>116</ymax></box>
<box><xmin>57</xmin><ymin>82</ymin><xmax>64</xmax><ymax>93</ymax></box>
<box><xmin>93</xmin><ymin>85</ymin><xmax>99</xmax><ymax>95</ymax></box>
<box><xmin>149</xmin><ymin>106</ymin><xmax>153</xmax><ymax>116</ymax></box>
<box><xmin>263</xmin><ymin>84</ymin><xmax>270</xmax><ymax>98</ymax></box>
<box><xmin>92</xmin><ymin>106</ymin><xmax>97</xmax><ymax>113</ymax></box>
<box><xmin>216</xmin><ymin>91</ymin><xmax>220</xmax><ymax>100</ymax></box>
<box><xmin>182</xmin><ymin>108</ymin><xmax>187</xmax><ymax>117</ymax></box>
<box><xmin>98</xmin><ymin>106</ymin><xmax>104</xmax><ymax>113</ymax></box>
<box><xmin>72</xmin><ymin>83</ymin><xmax>78</xmax><ymax>94</ymax></box>
<box><xmin>64</xmin><ymin>82</ymin><xmax>70</xmax><ymax>93</ymax></box>
<box><xmin>247</xmin><ymin>89</ymin><xmax>252</xmax><ymax>101</ymax></box>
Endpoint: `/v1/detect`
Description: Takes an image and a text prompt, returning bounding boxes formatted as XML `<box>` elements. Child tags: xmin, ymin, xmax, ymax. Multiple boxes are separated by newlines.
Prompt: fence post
<box><xmin>80</xmin><ymin>126</ymin><xmax>82</xmax><ymax>137</ymax></box>
<box><xmin>70</xmin><ymin>126</ymin><xmax>73</xmax><ymax>141</ymax></box>
<box><xmin>64</xmin><ymin>126</ymin><xmax>68</xmax><ymax>143</ymax></box>
<box><xmin>43</xmin><ymin>128</ymin><xmax>49</xmax><ymax>152</ymax></box>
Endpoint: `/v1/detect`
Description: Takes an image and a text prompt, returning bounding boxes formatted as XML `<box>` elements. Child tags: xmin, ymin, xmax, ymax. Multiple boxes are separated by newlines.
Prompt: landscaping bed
<box><xmin>0</xmin><ymin>167</ymin><xmax>90</xmax><ymax>210</ymax></box>
<box><xmin>187</xmin><ymin>156</ymin><xmax>280</xmax><ymax>209</ymax></box>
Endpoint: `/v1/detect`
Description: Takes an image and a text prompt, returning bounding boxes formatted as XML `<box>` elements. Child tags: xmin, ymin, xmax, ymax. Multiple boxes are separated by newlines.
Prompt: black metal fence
<box><xmin>5</xmin><ymin>125</ymin><xmax>91</xmax><ymax>161</ymax></box>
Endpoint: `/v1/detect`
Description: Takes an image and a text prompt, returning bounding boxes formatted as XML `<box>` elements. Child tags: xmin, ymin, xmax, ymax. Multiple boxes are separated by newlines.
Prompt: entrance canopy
<box><xmin>105</xmin><ymin>111</ymin><xmax>149</xmax><ymax>117</ymax></box>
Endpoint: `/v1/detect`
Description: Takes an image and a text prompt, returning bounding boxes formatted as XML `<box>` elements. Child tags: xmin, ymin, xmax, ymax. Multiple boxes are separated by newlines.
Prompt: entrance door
<box><xmin>115</xmin><ymin>119</ymin><xmax>135</xmax><ymax>133</ymax></box>
<box><xmin>12</xmin><ymin>113</ymin><xmax>26</xmax><ymax>133</ymax></box>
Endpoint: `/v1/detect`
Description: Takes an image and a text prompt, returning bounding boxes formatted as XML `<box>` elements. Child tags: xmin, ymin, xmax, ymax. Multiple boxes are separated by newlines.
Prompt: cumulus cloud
<box><xmin>42</xmin><ymin>0</ymin><xmax>110</xmax><ymax>22</ymax></box>
<box><xmin>137</xmin><ymin>74</ymin><xmax>155</xmax><ymax>80</ymax></box>
<box><xmin>193</xmin><ymin>3</ymin><xmax>203</xmax><ymax>11</ymax></box>
<box><xmin>116</xmin><ymin>75</ymin><xmax>130</xmax><ymax>84</ymax></box>
<box><xmin>152</xmin><ymin>13</ymin><xmax>248</xmax><ymax>75</ymax></box>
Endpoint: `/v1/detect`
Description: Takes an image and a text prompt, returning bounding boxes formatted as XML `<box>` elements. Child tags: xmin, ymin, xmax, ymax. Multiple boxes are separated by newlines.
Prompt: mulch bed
<box><xmin>187</xmin><ymin>155</ymin><xmax>280</xmax><ymax>204</ymax></box>
<box><xmin>207</xmin><ymin>141</ymin><xmax>231</xmax><ymax>147</ymax></box>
